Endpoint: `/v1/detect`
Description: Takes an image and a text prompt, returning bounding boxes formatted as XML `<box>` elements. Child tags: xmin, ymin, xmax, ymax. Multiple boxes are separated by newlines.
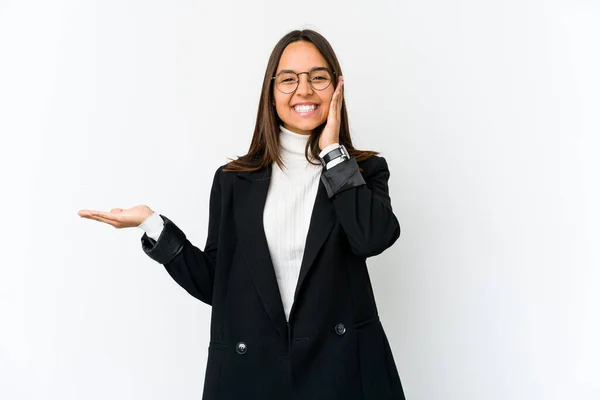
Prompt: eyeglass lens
<box><xmin>275</xmin><ymin>69</ymin><xmax>332</xmax><ymax>93</ymax></box>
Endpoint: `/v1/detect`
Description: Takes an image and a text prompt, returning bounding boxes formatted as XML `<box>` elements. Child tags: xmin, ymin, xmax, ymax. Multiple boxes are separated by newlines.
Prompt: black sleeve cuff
<box><xmin>140</xmin><ymin>214</ymin><xmax>186</xmax><ymax>264</ymax></box>
<box><xmin>320</xmin><ymin>157</ymin><xmax>366</xmax><ymax>198</ymax></box>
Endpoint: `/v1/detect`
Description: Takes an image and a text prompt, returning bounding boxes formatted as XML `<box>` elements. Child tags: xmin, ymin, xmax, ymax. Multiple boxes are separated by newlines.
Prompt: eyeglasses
<box><xmin>272</xmin><ymin>67</ymin><xmax>336</xmax><ymax>94</ymax></box>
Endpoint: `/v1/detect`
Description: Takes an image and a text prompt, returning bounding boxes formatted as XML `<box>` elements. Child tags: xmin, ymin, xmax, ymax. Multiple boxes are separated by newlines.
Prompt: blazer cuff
<box><xmin>320</xmin><ymin>157</ymin><xmax>366</xmax><ymax>198</ymax></box>
<box><xmin>140</xmin><ymin>214</ymin><xmax>186</xmax><ymax>264</ymax></box>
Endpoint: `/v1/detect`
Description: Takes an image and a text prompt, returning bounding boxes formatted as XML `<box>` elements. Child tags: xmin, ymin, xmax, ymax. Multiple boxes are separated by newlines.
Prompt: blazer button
<box><xmin>334</xmin><ymin>323</ymin><xmax>346</xmax><ymax>336</ymax></box>
<box><xmin>236</xmin><ymin>342</ymin><xmax>247</xmax><ymax>355</ymax></box>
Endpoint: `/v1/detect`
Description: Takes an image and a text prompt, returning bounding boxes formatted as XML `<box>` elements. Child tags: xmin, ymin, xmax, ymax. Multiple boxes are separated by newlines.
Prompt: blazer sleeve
<box><xmin>140</xmin><ymin>166</ymin><xmax>222</xmax><ymax>305</ymax></box>
<box><xmin>320</xmin><ymin>156</ymin><xmax>400</xmax><ymax>258</ymax></box>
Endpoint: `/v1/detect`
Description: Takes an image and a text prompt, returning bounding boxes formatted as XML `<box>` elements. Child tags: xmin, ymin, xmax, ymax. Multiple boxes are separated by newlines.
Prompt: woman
<box><xmin>79</xmin><ymin>29</ymin><xmax>405</xmax><ymax>400</ymax></box>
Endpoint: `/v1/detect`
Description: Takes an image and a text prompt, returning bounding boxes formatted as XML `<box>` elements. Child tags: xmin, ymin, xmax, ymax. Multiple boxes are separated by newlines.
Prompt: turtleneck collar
<box><xmin>279</xmin><ymin>124</ymin><xmax>314</xmax><ymax>162</ymax></box>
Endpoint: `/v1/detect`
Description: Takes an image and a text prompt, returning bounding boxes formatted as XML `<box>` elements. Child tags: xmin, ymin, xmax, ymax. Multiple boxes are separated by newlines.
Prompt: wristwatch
<box><xmin>320</xmin><ymin>144</ymin><xmax>350</xmax><ymax>169</ymax></box>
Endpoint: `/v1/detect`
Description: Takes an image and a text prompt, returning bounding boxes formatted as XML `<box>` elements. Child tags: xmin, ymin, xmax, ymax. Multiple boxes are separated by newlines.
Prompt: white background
<box><xmin>1</xmin><ymin>0</ymin><xmax>599</xmax><ymax>399</ymax></box>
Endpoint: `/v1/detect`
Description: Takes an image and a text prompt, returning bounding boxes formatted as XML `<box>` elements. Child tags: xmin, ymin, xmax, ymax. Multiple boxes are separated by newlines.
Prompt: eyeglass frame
<box><xmin>271</xmin><ymin>67</ymin><xmax>337</xmax><ymax>94</ymax></box>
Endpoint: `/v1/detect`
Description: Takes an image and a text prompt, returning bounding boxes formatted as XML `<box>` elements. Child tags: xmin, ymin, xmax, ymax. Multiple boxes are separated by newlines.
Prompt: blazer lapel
<box><xmin>234</xmin><ymin>165</ymin><xmax>288</xmax><ymax>343</ymax></box>
<box><xmin>289</xmin><ymin>179</ymin><xmax>336</xmax><ymax>320</ymax></box>
<box><xmin>233</xmin><ymin>162</ymin><xmax>336</xmax><ymax>341</ymax></box>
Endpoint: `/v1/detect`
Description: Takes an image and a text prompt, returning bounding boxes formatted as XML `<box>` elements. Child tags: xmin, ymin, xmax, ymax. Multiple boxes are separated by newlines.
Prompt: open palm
<box><xmin>78</xmin><ymin>205</ymin><xmax>154</xmax><ymax>229</ymax></box>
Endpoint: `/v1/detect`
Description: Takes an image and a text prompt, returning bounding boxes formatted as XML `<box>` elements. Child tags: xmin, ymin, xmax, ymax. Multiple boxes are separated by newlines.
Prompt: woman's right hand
<box><xmin>78</xmin><ymin>205</ymin><xmax>155</xmax><ymax>229</ymax></box>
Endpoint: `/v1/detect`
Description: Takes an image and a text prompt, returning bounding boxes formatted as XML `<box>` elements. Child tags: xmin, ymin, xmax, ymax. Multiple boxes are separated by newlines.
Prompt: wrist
<box><xmin>319</xmin><ymin>142</ymin><xmax>339</xmax><ymax>157</ymax></box>
<box><xmin>138</xmin><ymin>212</ymin><xmax>164</xmax><ymax>240</ymax></box>
<box><xmin>319</xmin><ymin>143</ymin><xmax>349</xmax><ymax>170</ymax></box>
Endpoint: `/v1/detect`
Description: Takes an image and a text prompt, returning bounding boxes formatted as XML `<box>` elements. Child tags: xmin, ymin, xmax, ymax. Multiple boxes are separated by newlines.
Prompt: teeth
<box><xmin>293</xmin><ymin>104</ymin><xmax>317</xmax><ymax>112</ymax></box>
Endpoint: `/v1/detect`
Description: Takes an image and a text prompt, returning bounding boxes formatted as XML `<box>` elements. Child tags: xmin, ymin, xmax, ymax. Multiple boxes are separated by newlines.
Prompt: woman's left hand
<box><xmin>318</xmin><ymin>76</ymin><xmax>344</xmax><ymax>151</ymax></box>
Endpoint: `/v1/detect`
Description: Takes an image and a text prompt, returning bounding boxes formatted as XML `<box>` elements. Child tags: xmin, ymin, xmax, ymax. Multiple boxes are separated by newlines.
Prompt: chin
<box><xmin>286</xmin><ymin>119</ymin><xmax>324</xmax><ymax>134</ymax></box>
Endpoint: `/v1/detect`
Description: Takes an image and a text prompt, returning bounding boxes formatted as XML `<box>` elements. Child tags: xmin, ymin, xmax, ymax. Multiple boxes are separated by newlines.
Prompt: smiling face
<box><xmin>273</xmin><ymin>41</ymin><xmax>335</xmax><ymax>136</ymax></box>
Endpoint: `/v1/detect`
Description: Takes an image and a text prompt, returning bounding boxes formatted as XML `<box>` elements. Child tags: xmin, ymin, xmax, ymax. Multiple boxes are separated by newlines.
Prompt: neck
<box><xmin>279</xmin><ymin>124</ymin><xmax>315</xmax><ymax>162</ymax></box>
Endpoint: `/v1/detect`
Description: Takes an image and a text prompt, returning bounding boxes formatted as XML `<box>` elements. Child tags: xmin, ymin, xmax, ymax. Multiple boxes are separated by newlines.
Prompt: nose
<box><xmin>295</xmin><ymin>73</ymin><xmax>313</xmax><ymax>96</ymax></box>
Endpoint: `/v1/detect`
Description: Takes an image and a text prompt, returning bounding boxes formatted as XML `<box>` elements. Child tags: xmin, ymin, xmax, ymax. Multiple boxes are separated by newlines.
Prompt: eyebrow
<box><xmin>276</xmin><ymin>66</ymin><xmax>329</xmax><ymax>74</ymax></box>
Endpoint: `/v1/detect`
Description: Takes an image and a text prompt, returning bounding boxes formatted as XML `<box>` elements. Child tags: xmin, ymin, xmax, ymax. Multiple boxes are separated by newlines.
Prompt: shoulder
<box><xmin>211</xmin><ymin>160</ymin><xmax>258</xmax><ymax>186</ymax></box>
<box><xmin>214</xmin><ymin>162</ymin><xmax>232</xmax><ymax>182</ymax></box>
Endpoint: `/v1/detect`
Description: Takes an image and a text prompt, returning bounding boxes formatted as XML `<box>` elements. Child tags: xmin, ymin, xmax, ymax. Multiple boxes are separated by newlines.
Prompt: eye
<box><xmin>278</xmin><ymin>75</ymin><xmax>298</xmax><ymax>84</ymax></box>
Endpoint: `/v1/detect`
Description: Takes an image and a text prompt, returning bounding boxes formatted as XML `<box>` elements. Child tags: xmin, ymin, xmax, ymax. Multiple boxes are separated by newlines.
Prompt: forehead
<box><xmin>276</xmin><ymin>41</ymin><xmax>329</xmax><ymax>73</ymax></box>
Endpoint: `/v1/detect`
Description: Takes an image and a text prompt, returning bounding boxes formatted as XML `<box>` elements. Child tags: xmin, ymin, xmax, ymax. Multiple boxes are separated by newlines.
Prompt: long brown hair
<box><xmin>223</xmin><ymin>29</ymin><xmax>379</xmax><ymax>173</ymax></box>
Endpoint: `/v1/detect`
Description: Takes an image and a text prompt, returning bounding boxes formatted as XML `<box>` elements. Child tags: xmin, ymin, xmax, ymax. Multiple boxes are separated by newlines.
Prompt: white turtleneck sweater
<box><xmin>139</xmin><ymin>125</ymin><xmax>344</xmax><ymax>321</ymax></box>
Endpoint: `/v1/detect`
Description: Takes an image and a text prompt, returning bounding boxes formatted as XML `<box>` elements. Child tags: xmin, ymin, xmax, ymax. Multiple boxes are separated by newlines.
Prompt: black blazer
<box><xmin>141</xmin><ymin>155</ymin><xmax>405</xmax><ymax>400</ymax></box>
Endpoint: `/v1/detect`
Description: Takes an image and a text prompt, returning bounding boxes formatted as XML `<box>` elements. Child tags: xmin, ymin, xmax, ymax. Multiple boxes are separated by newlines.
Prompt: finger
<box><xmin>334</xmin><ymin>78</ymin><xmax>343</xmax><ymax>101</ymax></box>
<box><xmin>331</xmin><ymin>81</ymin><xmax>341</xmax><ymax>107</ymax></box>
<box><xmin>90</xmin><ymin>210</ymin><xmax>121</xmax><ymax>221</ymax></box>
<box><xmin>86</xmin><ymin>215</ymin><xmax>121</xmax><ymax>228</ymax></box>
<box><xmin>79</xmin><ymin>209</ymin><xmax>113</xmax><ymax>217</ymax></box>
<box><xmin>81</xmin><ymin>211</ymin><xmax>123</xmax><ymax>227</ymax></box>
<box><xmin>329</xmin><ymin>99</ymin><xmax>338</xmax><ymax>121</ymax></box>
<box><xmin>79</xmin><ymin>209</ymin><xmax>102</xmax><ymax>217</ymax></box>
<box><xmin>330</xmin><ymin>81</ymin><xmax>343</xmax><ymax>118</ymax></box>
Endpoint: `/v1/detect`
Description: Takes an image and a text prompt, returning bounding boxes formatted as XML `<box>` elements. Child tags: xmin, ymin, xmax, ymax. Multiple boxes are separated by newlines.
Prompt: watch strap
<box><xmin>320</xmin><ymin>144</ymin><xmax>349</xmax><ymax>167</ymax></box>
